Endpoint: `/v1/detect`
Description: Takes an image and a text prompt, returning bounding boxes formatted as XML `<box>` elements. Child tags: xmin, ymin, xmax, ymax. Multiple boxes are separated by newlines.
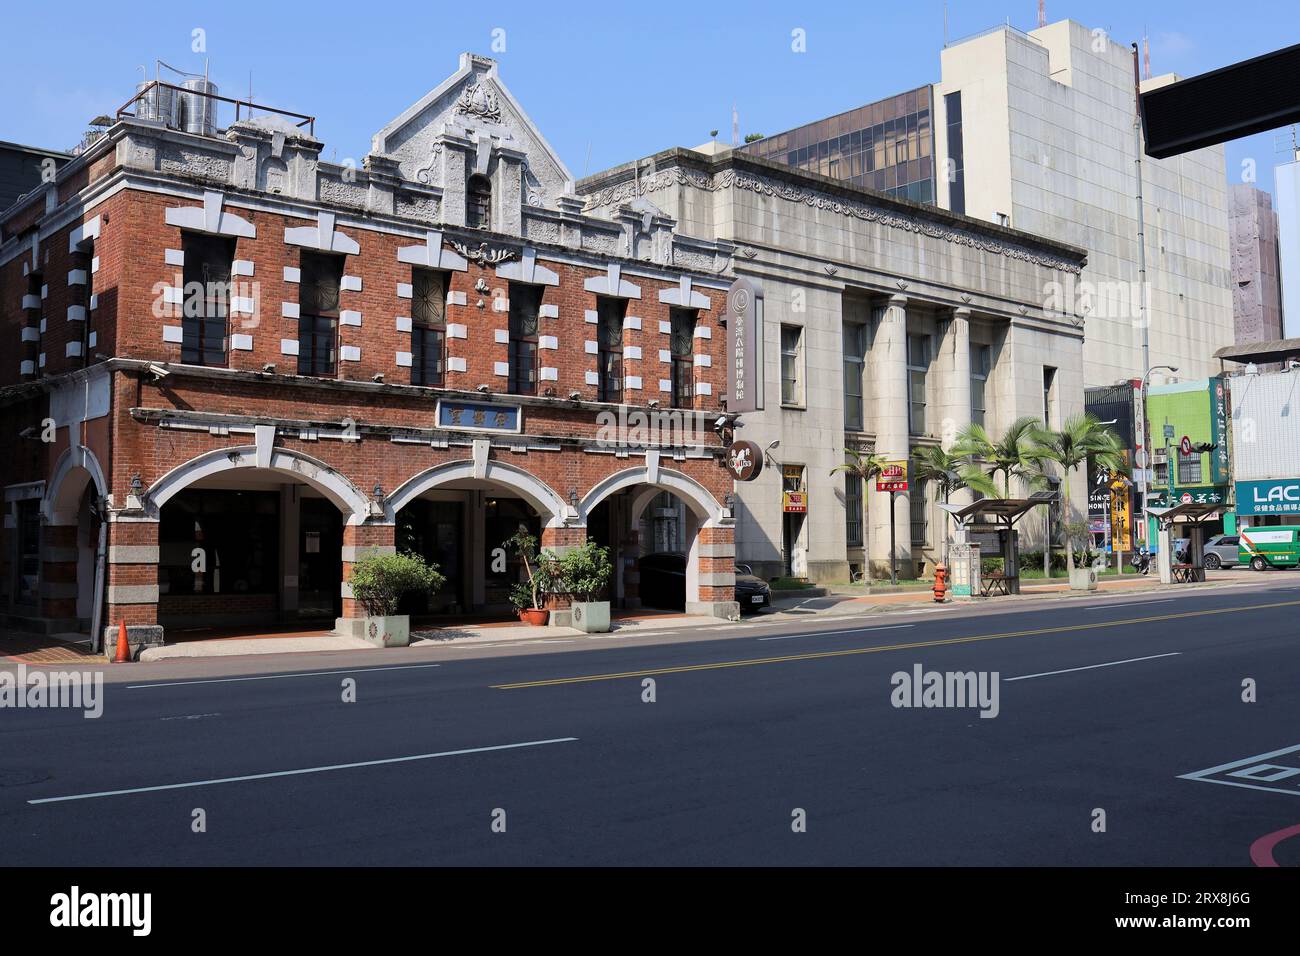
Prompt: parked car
<box><xmin>636</xmin><ymin>552</ymin><xmax>771</xmax><ymax>612</ymax></box>
<box><xmin>1202</xmin><ymin>534</ymin><xmax>1240</xmax><ymax>570</ymax></box>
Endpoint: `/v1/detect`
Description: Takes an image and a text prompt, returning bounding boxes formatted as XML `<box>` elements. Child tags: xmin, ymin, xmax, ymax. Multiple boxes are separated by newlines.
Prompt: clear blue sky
<box><xmin>2</xmin><ymin>0</ymin><xmax>1295</xmax><ymax>193</ymax></box>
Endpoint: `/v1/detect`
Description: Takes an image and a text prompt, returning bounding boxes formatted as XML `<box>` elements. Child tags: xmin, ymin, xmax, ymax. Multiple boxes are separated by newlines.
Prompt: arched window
<box><xmin>467</xmin><ymin>174</ymin><xmax>491</xmax><ymax>230</ymax></box>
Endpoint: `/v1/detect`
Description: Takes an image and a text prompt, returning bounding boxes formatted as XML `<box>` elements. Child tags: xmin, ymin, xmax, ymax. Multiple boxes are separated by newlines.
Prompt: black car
<box><xmin>636</xmin><ymin>552</ymin><xmax>771</xmax><ymax>613</ymax></box>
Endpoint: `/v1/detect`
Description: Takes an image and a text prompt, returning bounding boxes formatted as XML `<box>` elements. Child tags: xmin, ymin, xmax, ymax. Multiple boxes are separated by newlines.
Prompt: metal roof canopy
<box><xmin>940</xmin><ymin>492</ymin><xmax>1054</xmax><ymax>527</ymax></box>
<box><xmin>1213</xmin><ymin>337</ymin><xmax>1300</xmax><ymax>366</ymax></box>
<box><xmin>1147</xmin><ymin>503</ymin><xmax>1225</xmax><ymax>528</ymax></box>
<box><xmin>1139</xmin><ymin>41</ymin><xmax>1300</xmax><ymax>159</ymax></box>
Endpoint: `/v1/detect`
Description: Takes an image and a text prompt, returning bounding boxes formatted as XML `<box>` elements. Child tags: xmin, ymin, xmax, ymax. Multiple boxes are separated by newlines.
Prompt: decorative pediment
<box><xmin>368</xmin><ymin>53</ymin><xmax>571</xmax><ymax>209</ymax></box>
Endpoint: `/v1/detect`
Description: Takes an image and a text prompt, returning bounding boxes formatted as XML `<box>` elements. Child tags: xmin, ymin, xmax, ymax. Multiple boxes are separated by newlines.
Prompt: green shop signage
<box><xmin>1236</xmin><ymin>478</ymin><xmax>1300</xmax><ymax>517</ymax></box>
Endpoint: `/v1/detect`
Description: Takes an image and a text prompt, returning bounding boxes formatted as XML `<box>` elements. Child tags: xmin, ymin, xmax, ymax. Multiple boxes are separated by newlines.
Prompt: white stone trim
<box><xmin>494</xmin><ymin>361</ymin><xmax>510</xmax><ymax>377</ymax></box>
<box><xmin>68</xmin><ymin>269</ymin><xmax>87</xmax><ymax>286</ymax></box>
<box><xmin>163</xmin><ymin>325</ymin><xmax>183</xmax><ymax>343</ymax></box>
<box><xmin>282</xmin><ymin>302</ymin><xmax>300</xmax><ymax>319</ymax></box>
<box><xmin>67</xmin><ymin>215</ymin><xmax>101</xmax><ymax>251</ymax></box>
<box><xmin>65</xmin><ymin>341</ymin><xmax>84</xmax><ymax>357</ymax></box>
<box><xmin>67</xmin><ymin>305</ymin><xmax>86</xmax><ymax>322</ymax></box>
<box><xmin>21</xmin><ymin>293</ymin><xmax>40</xmax><ymax>310</ymax></box>
<box><xmin>340</xmin><ymin>345</ymin><xmax>361</xmax><ymax>362</ymax></box>
<box><xmin>540</xmin><ymin>366</ymin><xmax>558</xmax><ymax>381</ymax></box>
<box><xmin>659</xmin><ymin>379</ymin><xmax>672</xmax><ymax>392</ymax></box>
<box><xmin>659</xmin><ymin>320</ymin><xmax>672</xmax><ymax>334</ymax></box>
<box><xmin>624</xmin><ymin>345</ymin><xmax>642</xmax><ymax>360</ymax></box>
<box><xmin>492</xmin><ymin>297</ymin><xmax>508</xmax><ymax>313</ymax></box>
<box><xmin>396</xmin><ymin>351</ymin><xmax>413</xmax><ymax>367</ymax></box>
<box><xmin>658</xmin><ymin>275</ymin><xmax>712</xmax><ymax>309</ymax></box>
<box><xmin>397</xmin><ymin>282</ymin><xmax>413</xmax><ymax>299</ymax></box>
<box><xmin>625</xmin><ymin>375</ymin><xmax>642</xmax><ymax>390</ymax></box>
<box><xmin>230</xmin><ymin>296</ymin><xmax>255</xmax><ymax>315</ymax></box>
<box><xmin>88</xmin><ymin>331</ymin><xmax>97</xmax><ymax>348</ymax></box>
<box><xmin>696</xmin><ymin>382</ymin><xmax>712</xmax><ymax>396</ymax></box>
<box><xmin>539</xmin><ymin>304</ymin><xmax>559</xmax><ymax>319</ymax></box>
<box><xmin>584</xmin><ymin>310</ymin><xmax>598</xmax><ymax>324</ymax></box>
<box><xmin>232</xmin><ymin>259</ymin><xmax>255</xmax><ymax>277</ymax></box>
<box><xmin>395</xmin><ymin>316</ymin><xmax>412</xmax><ymax>332</ymax></box>
<box><xmin>494</xmin><ymin>328</ymin><xmax>509</xmax><ymax>344</ymax></box>
<box><xmin>447</xmin><ymin>356</ymin><xmax>467</xmax><ymax>372</ymax></box>
<box><xmin>280</xmin><ymin>338</ymin><xmax>300</xmax><ymax>356</ymax></box>
<box><xmin>658</xmin><ymin>348</ymin><xmax>671</xmax><ymax>363</ymax></box>
<box><xmin>694</xmin><ymin>354</ymin><xmax>712</xmax><ymax>367</ymax></box>
<box><xmin>694</xmin><ymin>325</ymin><xmax>713</xmax><ymax>340</ymax></box>
<box><xmin>340</xmin><ymin>310</ymin><xmax>362</xmax><ymax>326</ymax></box>
<box><xmin>165</xmin><ymin>248</ymin><xmax>185</xmax><ymax>266</ymax></box>
<box><xmin>231</xmin><ymin>334</ymin><xmax>254</xmax><ymax>351</ymax></box>
<box><xmin>284</xmin><ymin>210</ymin><xmax>358</xmax><ymax>254</ymax></box>
<box><xmin>39</xmin><ymin>352</ymin><xmax>46</xmax><ymax>368</ymax></box>
<box><xmin>20</xmin><ymin>359</ymin><xmax>35</xmax><ymax>375</ymax></box>
<box><xmin>539</xmin><ymin>335</ymin><xmax>558</xmax><ymax>350</ymax></box>
<box><xmin>161</xmin><ymin>286</ymin><xmax>184</xmax><ymax>306</ymax></box>
<box><xmin>89</xmin><ymin>293</ymin><xmax>98</xmax><ymax>311</ymax></box>
<box><xmin>585</xmin><ymin>340</ymin><xmax>598</xmax><ymax>354</ymax></box>
<box><xmin>164</xmin><ymin>192</ymin><xmax>255</xmax><ymax>238</ymax></box>
<box><xmin>585</xmin><ymin>370</ymin><xmax>599</xmax><ymax>385</ymax></box>
<box><xmin>283</xmin><ymin>266</ymin><xmax>301</xmax><ymax>283</ymax></box>
<box><xmin>447</xmin><ymin>323</ymin><xmax>467</xmax><ymax>339</ymax></box>
<box><xmin>340</xmin><ymin>275</ymin><xmax>362</xmax><ymax>292</ymax></box>
<box><xmin>583</xmin><ymin>262</ymin><xmax>641</xmax><ymax>299</ymax></box>
<box><xmin>396</xmin><ymin>230</ymin><xmax>469</xmax><ymax>272</ymax></box>
<box><xmin>624</xmin><ymin>315</ymin><xmax>642</xmax><ymax>331</ymax></box>
<box><xmin>495</xmin><ymin>247</ymin><xmax>559</xmax><ymax>286</ymax></box>
<box><xmin>21</xmin><ymin>327</ymin><xmax>40</xmax><ymax>343</ymax></box>
<box><xmin>447</xmin><ymin>290</ymin><xmax>467</xmax><ymax>306</ymax></box>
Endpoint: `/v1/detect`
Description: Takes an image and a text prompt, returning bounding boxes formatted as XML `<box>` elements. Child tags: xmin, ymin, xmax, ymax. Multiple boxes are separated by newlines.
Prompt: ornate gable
<box><xmin>369</xmin><ymin>53</ymin><xmax>572</xmax><ymax>214</ymax></box>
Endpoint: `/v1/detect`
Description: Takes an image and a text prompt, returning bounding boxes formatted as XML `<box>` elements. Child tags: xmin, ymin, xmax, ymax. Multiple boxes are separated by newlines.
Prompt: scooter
<box><xmin>1130</xmin><ymin>548</ymin><xmax>1152</xmax><ymax>575</ymax></box>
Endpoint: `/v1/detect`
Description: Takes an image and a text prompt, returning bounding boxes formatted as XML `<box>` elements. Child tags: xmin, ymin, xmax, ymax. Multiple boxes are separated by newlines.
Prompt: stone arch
<box><xmin>385</xmin><ymin>458</ymin><xmax>568</xmax><ymax>527</ymax></box>
<box><xmin>146</xmin><ymin>446</ymin><xmax>371</xmax><ymax>524</ymax></box>
<box><xmin>577</xmin><ymin>464</ymin><xmax>726</xmax><ymax>528</ymax></box>
<box><xmin>42</xmin><ymin>444</ymin><xmax>108</xmax><ymax>526</ymax></box>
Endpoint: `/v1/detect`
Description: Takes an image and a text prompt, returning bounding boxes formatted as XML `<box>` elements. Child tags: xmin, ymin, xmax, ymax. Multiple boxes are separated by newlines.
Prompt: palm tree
<box><xmin>910</xmin><ymin>445</ymin><xmax>999</xmax><ymax>565</ymax></box>
<box><xmin>832</xmin><ymin>450</ymin><xmax>888</xmax><ymax>583</ymax></box>
<box><xmin>953</xmin><ymin>416</ymin><xmax>1053</xmax><ymax>497</ymax></box>
<box><xmin>1033</xmin><ymin>414</ymin><xmax>1127</xmax><ymax>571</ymax></box>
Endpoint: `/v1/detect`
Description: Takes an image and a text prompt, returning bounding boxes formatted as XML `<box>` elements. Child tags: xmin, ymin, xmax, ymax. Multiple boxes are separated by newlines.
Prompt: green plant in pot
<box><xmin>505</xmin><ymin>527</ymin><xmax>553</xmax><ymax>625</ymax></box>
<box><xmin>347</xmin><ymin>552</ymin><xmax>445</xmax><ymax>647</ymax></box>
<box><xmin>552</xmin><ymin>539</ymin><xmax>613</xmax><ymax>633</ymax></box>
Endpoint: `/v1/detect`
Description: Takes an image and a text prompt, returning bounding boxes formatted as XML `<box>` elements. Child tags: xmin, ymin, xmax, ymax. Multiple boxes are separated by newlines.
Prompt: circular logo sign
<box><xmin>729</xmin><ymin>287</ymin><xmax>750</xmax><ymax>316</ymax></box>
<box><xmin>726</xmin><ymin>440</ymin><xmax>764</xmax><ymax>481</ymax></box>
<box><xmin>1180</xmin><ymin>436</ymin><xmax>1193</xmax><ymax>456</ymax></box>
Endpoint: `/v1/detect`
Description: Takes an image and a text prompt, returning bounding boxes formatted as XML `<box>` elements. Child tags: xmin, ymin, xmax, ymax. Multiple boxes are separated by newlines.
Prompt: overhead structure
<box><xmin>1139</xmin><ymin>42</ymin><xmax>1300</xmax><ymax>159</ymax></box>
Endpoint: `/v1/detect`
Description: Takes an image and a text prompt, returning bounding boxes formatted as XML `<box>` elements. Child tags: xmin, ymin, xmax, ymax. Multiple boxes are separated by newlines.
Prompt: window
<box><xmin>781</xmin><ymin>325</ymin><xmax>804</xmax><ymax>405</ymax></box>
<box><xmin>299</xmin><ymin>252</ymin><xmax>342</xmax><ymax>376</ymax></box>
<box><xmin>843</xmin><ymin>321</ymin><xmax>867</xmax><ymax>430</ymax></box>
<box><xmin>411</xmin><ymin>269</ymin><xmax>448</xmax><ymax>386</ymax></box>
<box><xmin>971</xmin><ymin>343</ymin><xmax>991</xmax><ymax>428</ymax></box>
<box><xmin>1042</xmin><ymin>366</ymin><xmax>1057</xmax><ymax>428</ymax></box>
<box><xmin>845</xmin><ymin>471</ymin><xmax>863</xmax><ymax>547</ymax></box>
<box><xmin>596</xmin><ymin>296</ymin><xmax>625</xmax><ymax>403</ymax></box>
<box><xmin>907</xmin><ymin>334</ymin><xmax>931</xmax><ymax>435</ymax></box>
<box><xmin>944</xmin><ymin>91</ymin><xmax>965</xmax><ymax>215</ymax></box>
<box><xmin>1178</xmin><ymin>450</ymin><xmax>1203</xmax><ymax>484</ymax></box>
<box><xmin>181</xmin><ymin>233</ymin><xmax>234</xmax><ymax>367</ymax></box>
<box><xmin>910</xmin><ymin>481</ymin><xmax>928</xmax><ymax>546</ymax></box>
<box><xmin>467</xmin><ymin>174</ymin><xmax>491</xmax><ymax>230</ymax></box>
<box><xmin>159</xmin><ymin>490</ymin><xmax>279</xmax><ymax>596</ymax></box>
<box><xmin>508</xmin><ymin>285</ymin><xmax>541</xmax><ymax>395</ymax></box>
<box><xmin>670</xmin><ymin>308</ymin><xmax>696</xmax><ymax>409</ymax></box>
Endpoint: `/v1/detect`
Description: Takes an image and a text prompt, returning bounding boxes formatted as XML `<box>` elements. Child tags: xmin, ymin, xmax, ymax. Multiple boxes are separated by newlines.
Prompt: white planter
<box><xmin>1069</xmin><ymin>567</ymin><xmax>1098</xmax><ymax>591</ymax></box>
<box><xmin>570</xmin><ymin>601</ymin><xmax>611</xmax><ymax>633</ymax></box>
<box><xmin>362</xmin><ymin>615</ymin><xmax>410</xmax><ymax>647</ymax></box>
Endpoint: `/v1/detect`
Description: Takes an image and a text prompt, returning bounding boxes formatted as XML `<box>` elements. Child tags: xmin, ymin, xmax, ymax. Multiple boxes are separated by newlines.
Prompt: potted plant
<box><xmin>347</xmin><ymin>552</ymin><xmax>445</xmax><ymax>647</ymax></box>
<box><xmin>1062</xmin><ymin>520</ymin><xmax>1099</xmax><ymax>591</ymax></box>
<box><xmin>505</xmin><ymin>527</ymin><xmax>552</xmax><ymax>626</ymax></box>
<box><xmin>553</xmin><ymin>539</ymin><xmax>613</xmax><ymax>633</ymax></box>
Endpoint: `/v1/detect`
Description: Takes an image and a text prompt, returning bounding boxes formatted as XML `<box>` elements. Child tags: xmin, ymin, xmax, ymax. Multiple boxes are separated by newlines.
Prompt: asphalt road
<box><xmin>4</xmin><ymin>580</ymin><xmax>1300</xmax><ymax>866</ymax></box>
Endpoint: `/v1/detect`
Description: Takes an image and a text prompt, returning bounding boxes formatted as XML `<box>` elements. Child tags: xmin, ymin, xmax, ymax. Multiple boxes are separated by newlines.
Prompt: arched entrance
<box><xmin>146</xmin><ymin>445</ymin><xmax>369</xmax><ymax>633</ymax></box>
<box><xmin>577</xmin><ymin>458</ymin><xmax>733</xmax><ymax>616</ymax></box>
<box><xmin>385</xmin><ymin>456</ymin><xmax>568</xmax><ymax>618</ymax></box>
<box><xmin>39</xmin><ymin>445</ymin><xmax>109</xmax><ymax>639</ymax></box>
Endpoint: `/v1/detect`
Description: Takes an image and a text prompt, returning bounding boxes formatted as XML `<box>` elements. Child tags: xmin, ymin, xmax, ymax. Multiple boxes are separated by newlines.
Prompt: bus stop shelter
<box><xmin>940</xmin><ymin>493</ymin><xmax>1055</xmax><ymax>597</ymax></box>
<box><xmin>1147</xmin><ymin>502</ymin><xmax>1224</xmax><ymax>583</ymax></box>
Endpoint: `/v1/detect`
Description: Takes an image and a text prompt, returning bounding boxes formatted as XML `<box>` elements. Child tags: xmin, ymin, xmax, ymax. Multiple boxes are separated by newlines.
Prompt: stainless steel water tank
<box><xmin>135</xmin><ymin>80</ymin><xmax>179</xmax><ymax>128</ymax></box>
<box><xmin>179</xmin><ymin>77</ymin><xmax>219</xmax><ymax>136</ymax></box>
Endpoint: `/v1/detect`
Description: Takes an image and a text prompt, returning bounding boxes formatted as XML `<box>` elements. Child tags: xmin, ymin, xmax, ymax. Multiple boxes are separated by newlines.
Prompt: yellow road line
<box><xmin>492</xmin><ymin>598</ymin><xmax>1300</xmax><ymax>689</ymax></box>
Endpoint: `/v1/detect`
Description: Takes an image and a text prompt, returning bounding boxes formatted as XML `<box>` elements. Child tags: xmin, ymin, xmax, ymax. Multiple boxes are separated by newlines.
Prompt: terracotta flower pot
<box><xmin>520</xmin><ymin>608</ymin><xmax>549</xmax><ymax>626</ymax></box>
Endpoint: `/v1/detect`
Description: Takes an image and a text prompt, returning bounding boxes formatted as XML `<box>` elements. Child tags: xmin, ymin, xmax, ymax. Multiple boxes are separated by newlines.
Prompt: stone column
<box><xmin>868</xmin><ymin>294</ymin><xmax>912</xmax><ymax>575</ymax></box>
<box><xmin>688</xmin><ymin>523</ymin><xmax>739</xmax><ymax>621</ymax></box>
<box><xmin>337</xmin><ymin>523</ymin><xmax>395</xmax><ymax>636</ymax></box>
<box><xmin>279</xmin><ymin>485</ymin><xmax>301</xmax><ymax>619</ymax></box>
<box><xmin>943</xmin><ymin>307</ymin><xmax>974</xmax><ymax>512</ymax></box>
<box><xmin>103</xmin><ymin>518</ymin><xmax>162</xmax><ymax>659</ymax></box>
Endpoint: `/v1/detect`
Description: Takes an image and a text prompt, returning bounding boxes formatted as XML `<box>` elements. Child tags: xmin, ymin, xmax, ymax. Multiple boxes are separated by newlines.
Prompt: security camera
<box><xmin>648</xmin><ymin>399</ymin><xmax>660</xmax><ymax>408</ymax></box>
<box><xmin>262</xmin><ymin>363</ymin><xmax>276</xmax><ymax>373</ymax></box>
<box><xmin>372</xmin><ymin>373</ymin><xmax>385</xmax><ymax>383</ymax></box>
<box><xmin>714</xmin><ymin>416</ymin><xmax>728</xmax><ymax>430</ymax></box>
<box><xmin>146</xmin><ymin>362</ymin><xmax>169</xmax><ymax>379</ymax></box>
<box><xmin>568</xmin><ymin>390</ymin><xmax>582</xmax><ymax>401</ymax></box>
<box><xmin>19</xmin><ymin>426</ymin><xmax>39</xmax><ymax>440</ymax></box>
<box><xmin>476</xmin><ymin>384</ymin><xmax>491</xmax><ymax>393</ymax></box>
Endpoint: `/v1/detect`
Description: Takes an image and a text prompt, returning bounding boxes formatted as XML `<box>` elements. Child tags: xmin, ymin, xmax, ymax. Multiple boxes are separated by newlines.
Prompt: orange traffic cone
<box><xmin>113</xmin><ymin>621</ymin><xmax>131</xmax><ymax>663</ymax></box>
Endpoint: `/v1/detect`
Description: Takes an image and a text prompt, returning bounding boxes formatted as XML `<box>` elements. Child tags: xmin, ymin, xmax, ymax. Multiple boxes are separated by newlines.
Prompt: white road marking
<box><xmin>1005</xmin><ymin>652</ymin><xmax>1181</xmax><ymax>682</ymax></box>
<box><xmin>127</xmin><ymin>663</ymin><xmax>442</xmax><ymax>690</ymax></box>
<box><xmin>27</xmin><ymin>737</ymin><xmax>580</xmax><ymax>805</ymax></box>
<box><xmin>1179</xmin><ymin>743</ymin><xmax>1300</xmax><ymax>797</ymax></box>
<box><xmin>159</xmin><ymin>713</ymin><xmax>221</xmax><ymax>721</ymax></box>
<box><xmin>1083</xmin><ymin>599</ymin><xmax>1173</xmax><ymax>611</ymax></box>
<box><xmin>758</xmin><ymin>624</ymin><xmax>915</xmax><ymax>642</ymax></box>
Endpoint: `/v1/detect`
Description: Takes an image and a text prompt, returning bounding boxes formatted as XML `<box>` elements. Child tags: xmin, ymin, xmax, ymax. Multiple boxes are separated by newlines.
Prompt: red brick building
<box><xmin>0</xmin><ymin>54</ymin><xmax>739</xmax><ymax>653</ymax></box>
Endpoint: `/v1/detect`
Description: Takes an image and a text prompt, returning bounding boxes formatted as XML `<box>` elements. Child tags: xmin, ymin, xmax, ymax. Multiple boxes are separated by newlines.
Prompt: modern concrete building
<box><xmin>745</xmin><ymin>19</ymin><xmax>1235</xmax><ymax>391</ymax></box>
<box><xmin>1229</xmin><ymin>184</ymin><xmax>1283</xmax><ymax>346</ymax></box>
<box><xmin>0</xmin><ymin>141</ymin><xmax>70</xmax><ymax>213</ymax></box>
<box><xmin>1274</xmin><ymin>154</ymin><xmax>1300</xmax><ymax>338</ymax></box>
<box><xmin>579</xmin><ymin>147</ymin><xmax>1088</xmax><ymax>582</ymax></box>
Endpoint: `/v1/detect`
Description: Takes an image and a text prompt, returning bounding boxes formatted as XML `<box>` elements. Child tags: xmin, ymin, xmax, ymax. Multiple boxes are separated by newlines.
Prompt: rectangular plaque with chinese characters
<box><xmin>436</xmin><ymin>401</ymin><xmax>522</xmax><ymax>433</ymax></box>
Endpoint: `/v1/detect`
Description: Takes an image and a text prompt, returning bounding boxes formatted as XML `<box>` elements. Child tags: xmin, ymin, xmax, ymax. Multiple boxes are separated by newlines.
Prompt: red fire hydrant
<box><xmin>932</xmin><ymin>563</ymin><xmax>948</xmax><ymax>603</ymax></box>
